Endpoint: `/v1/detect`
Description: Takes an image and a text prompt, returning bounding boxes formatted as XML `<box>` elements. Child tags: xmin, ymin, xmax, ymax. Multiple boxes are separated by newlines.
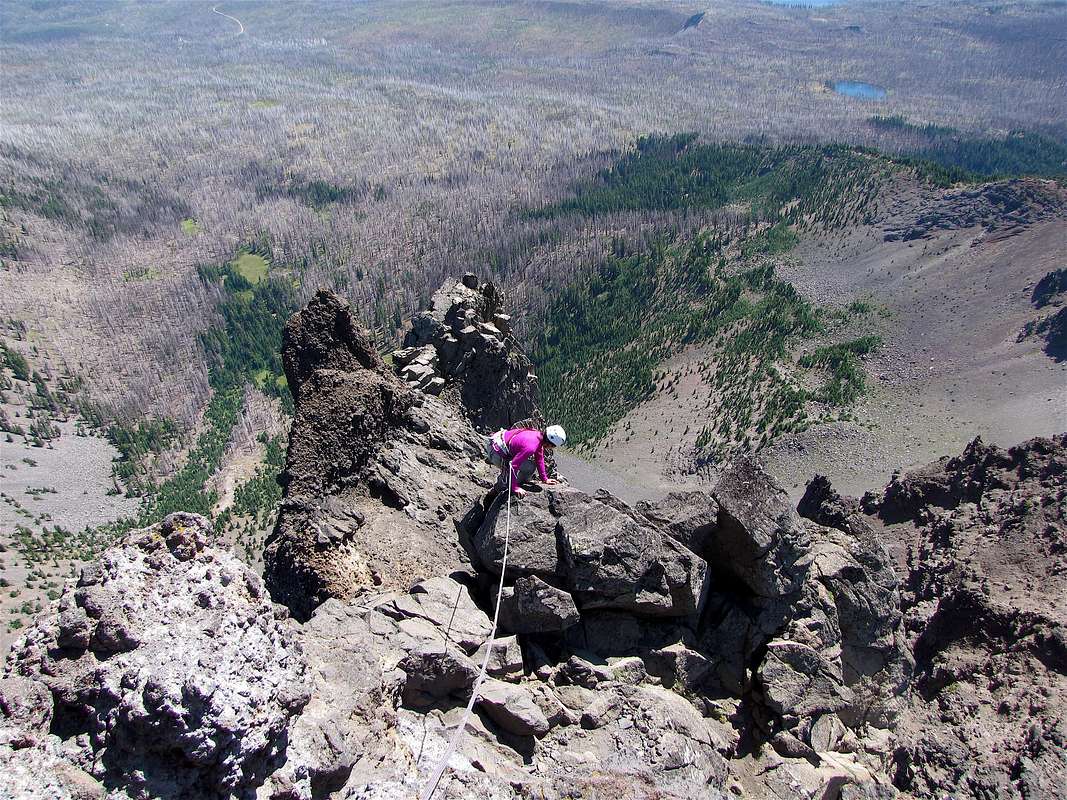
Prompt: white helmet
<box><xmin>545</xmin><ymin>425</ymin><xmax>567</xmax><ymax>447</ymax></box>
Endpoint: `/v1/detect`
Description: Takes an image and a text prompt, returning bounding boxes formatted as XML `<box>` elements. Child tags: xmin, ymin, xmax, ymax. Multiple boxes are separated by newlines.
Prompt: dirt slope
<box><xmin>582</xmin><ymin>178</ymin><xmax>1067</xmax><ymax>497</ymax></box>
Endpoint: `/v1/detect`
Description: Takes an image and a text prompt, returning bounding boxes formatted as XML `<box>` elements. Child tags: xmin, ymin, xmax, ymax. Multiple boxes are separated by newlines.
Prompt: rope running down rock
<box><xmin>419</xmin><ymin>465</ymin><xmax>515</xmax><ymax>800</ymax></box>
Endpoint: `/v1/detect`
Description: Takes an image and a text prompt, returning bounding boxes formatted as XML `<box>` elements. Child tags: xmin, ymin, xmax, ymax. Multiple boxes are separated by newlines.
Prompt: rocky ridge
<box><xmin>882</xmin><ymin>178</ymin><xmax>1066</xmax><ymax>244</ymax></box>
<box><xmin>2</xmin><ymin>278</ymin><xmax>1064</xmax><ymax>800</ymax></box>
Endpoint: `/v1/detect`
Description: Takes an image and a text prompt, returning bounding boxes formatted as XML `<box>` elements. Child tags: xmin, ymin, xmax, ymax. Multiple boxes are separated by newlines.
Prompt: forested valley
<box><xmin>1</xmin><ymin>0</ymin><xmax>1064</xmax><ymax>639</ymax></box>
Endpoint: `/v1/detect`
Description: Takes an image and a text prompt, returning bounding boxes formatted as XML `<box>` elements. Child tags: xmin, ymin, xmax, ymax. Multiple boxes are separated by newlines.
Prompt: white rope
<box><xmin>418</xmin><ymin>465</ymin><xmax>515</xmax><ymax>800</ymax></box>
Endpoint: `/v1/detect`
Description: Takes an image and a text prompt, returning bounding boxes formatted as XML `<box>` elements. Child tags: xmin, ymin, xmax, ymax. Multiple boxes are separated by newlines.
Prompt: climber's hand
<box><xmin>544</xmin><ymin>478</ymin><xmax>559</xmax><ymax>486</ymax></box>
<box><xmin>513</xmin><ymin>487</ymin><xmax>528</xmax><ymax>498</ymax></box>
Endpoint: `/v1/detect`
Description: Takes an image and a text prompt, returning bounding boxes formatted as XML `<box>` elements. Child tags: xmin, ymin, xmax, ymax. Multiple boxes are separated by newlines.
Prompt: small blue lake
<box><xmin>833</xmin><ymin>80</ymin><xmax>888</xmax><ymax>100</ymax></box>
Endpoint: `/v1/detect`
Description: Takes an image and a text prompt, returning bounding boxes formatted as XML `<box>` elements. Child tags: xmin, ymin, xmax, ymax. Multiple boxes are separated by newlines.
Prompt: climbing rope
<box><xmin>418</xmin><ymin>465</ymin><xmax>515</xmax><ymax>800</ymax></box>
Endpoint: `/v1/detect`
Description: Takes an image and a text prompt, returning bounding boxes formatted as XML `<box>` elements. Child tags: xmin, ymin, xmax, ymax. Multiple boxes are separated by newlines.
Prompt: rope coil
<box><xmin>418</xmin><ymin>466</ymin><xmax>515</xmax><ymax>800</ymax></box>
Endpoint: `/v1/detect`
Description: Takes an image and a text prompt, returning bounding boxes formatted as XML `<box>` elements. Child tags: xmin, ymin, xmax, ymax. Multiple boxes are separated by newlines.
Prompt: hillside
<box><xmin>2</xmin><ymin>0</ymin><xmax>1065</xmax><ymax>431</ymax></box>
<box><xmin>3</xmin><ymin>286</ymin><xmax>1063</xmax><ymax>800</ymax></box>
<box><xmin>0</xmin><ymin>0</ymin><xmax>1065</xmax><ymax>692</ymax></box>
<box><xmin>533</xmin><ymin>147</ymin><xmax>1067</xmax><ymax>496</ymax></box>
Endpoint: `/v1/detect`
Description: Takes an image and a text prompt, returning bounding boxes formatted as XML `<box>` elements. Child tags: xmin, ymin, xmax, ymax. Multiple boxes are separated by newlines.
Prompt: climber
<box><xmin>485</xmin><ymin>424</ymin><xmax>566</xmax><ymax>497</ymax></box>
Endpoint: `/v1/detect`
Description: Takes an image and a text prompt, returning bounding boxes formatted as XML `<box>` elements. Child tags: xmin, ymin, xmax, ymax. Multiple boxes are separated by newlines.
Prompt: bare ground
<box><xmin>577</xmin><ymin>179</ymin><xmax>1067</xmax><ymax>500</ymax></box>
<box><xmin>0</xmin><ymin>418</ymin><xmax>138</xmax><ymax>660</ymax></box>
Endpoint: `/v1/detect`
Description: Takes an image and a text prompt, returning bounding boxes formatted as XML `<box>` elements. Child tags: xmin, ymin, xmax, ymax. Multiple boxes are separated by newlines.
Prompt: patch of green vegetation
<box><xmin>230</xmin><ymin>434</ymin><xmax>286</xmax><ymax>527</ymax></box>
<box><xmin>71</xmin><ymin>247</ymin><xmax>297</xmax><ymax>557</ymax></box>
<box><xmin>197</xmin><ymin>257</ymin><xmax>295</xmax><ymax>411</ymax></box>
<box><xmin>869</xmin><ymin>115</ymin><xmax>958</xmax><ymax>138</ymax></box>
<box><xmin>1032</xmin><ymin>268</ymin><xmax>1067</xmax><ymax>308</ymax></box>
<box><xmin>1021</xmin><ymin>307</ymin><xmax>1067</xmax><ymax>362</ymax></box>
<box><xmin>1</xmin><ymin>343</ymin><xmax>31</xmax><ymax>382</ymax></box>
<box><xmin>740</xmin><ymin>222</ymin><xmax>798</xmax><ymax>258</ymax></box>
<box><xmin>181</xmin><ymin>218</ymin><xmax>202</xmax><ymax>235</ymax></box>
<box><xmin>250</xmin><ymin>99</ymin><xmax>281</xmax><ymax>109</ymax></box>
<box><xmin>253</xmin><ymin>172</ymin><xmax>370</xmax><ymax>210</ymax></box>
<box><xmin>526</xmin><ymin>134</ymin><xmax>887</xmax><ymax>227</ymax></box>
<box><xmin>530</xmin><ymin>136</ymin><xmax>889</xmax><ymax>460</ymax></box>
<box><xmin>532</xmin><ymin>231</ymin><xmax>864</xmax><ymax>460</ymax></box>
<box><xmin>798</xmin><ymin>336</ymin><xmax>882</xmax><ymax>406</ymax></box>
<box><xmin>123</xmin><ymin>266</ymin><xmax>161</xmax><ymax>282</ymax></box>
<box><xmin>870</xmin><ymin>116</ymin><xmax>1067</xmax><ymax>178</ymax></box>
<box><xmin>107</xmin><ymin>418</ymin><xmax>179</xmax><ymax>495</ymax></box>
<box><xmin>231</xmin><ymin>252</ymin><xmax>269</xmax><ymax>284</ymax></box>
<box><xmin>135</xmin><ymin>386</ymin><xmax>242</xmax><ymax>523</ymax></box>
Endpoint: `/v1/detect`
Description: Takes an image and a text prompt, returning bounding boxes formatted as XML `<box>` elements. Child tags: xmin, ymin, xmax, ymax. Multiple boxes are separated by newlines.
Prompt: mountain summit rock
<box><xmin>3</xmin><ymin>279</ymin><xmax>1064</xmax><ymax>800</ymax></box>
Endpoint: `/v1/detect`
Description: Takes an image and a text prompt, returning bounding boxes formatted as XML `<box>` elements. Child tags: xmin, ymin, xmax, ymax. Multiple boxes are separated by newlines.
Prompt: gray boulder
<box><xmin>644</xmin><ymin>642</ymin><xmax>713</xmax><ymax>692</ymax></box>
<box><xmin>398</xmin><ymin>644</ymin><xmax>479</xmax><ymax>709</ymax></box>
<box><xmin>474</xmin><ymin>490</ymin><xmax>568</xmax><ymax>579</ymax></box>
<box><xmin>472</xmin><ymin>635</ymin><xmax>524</xmax><ymax>681</ymax></box>
<box><xmin>0</xmin><ymin>733</ymin><xmax>106</xmax><ymax>800</ymax></box>
<box><xmin>710</xmin><ymin>457</ymin><xmax>811</xmax><ymax>598</ymax></box>
<box><xmin>377</xmin><ymin>576</ymin><xmax>492</xmax><ymax>654</ymax></box>
<box><xmin>477</xmin><ymin>679</ymin><xmax>551</xmax><ymax>736</ymax></box>
<box><xmin>263</xmin><ymin>599</ymin><xmax>402</xmax><ymax>800</ymax></box>
<box><xmin>476</xmin><ymin>487</ymin><xmax>708</xmax><ymax>618</ymax></box>
<box><xmin>580</xmin><ymin>693</ymin><xmax>622</xmax><ymax>729</ymax></box>
<box><xmin>6</xmin><ymin>513</ymin><xmax>307</xmax><ymax>800</ymax></box>
<box><xmin>0</xmin><ymin>676</ymin><xmax>51</xmax><ymax>734</ymax></box>
<box><xmin>496</xmin><ymin>575</ymin><xmax>580</xmax><ymax>634</ymax></box>
<box><xmin>758</xmin><ymin>640</ymin><xmax>853</xmax><ymax>718</ymax></box>
<box><xmin>635</xmin><ymin>489</ymin><xmax>720</xmax><ymax>557</ymax></box>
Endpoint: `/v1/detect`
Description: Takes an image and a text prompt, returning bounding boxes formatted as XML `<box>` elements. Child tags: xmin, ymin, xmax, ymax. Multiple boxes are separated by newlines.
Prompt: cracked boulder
<box><xmin>495</xmin><ymin>575</ymin><xmax>580</xmax><ymax>634</ymax></box>
<box><xmin>476</xmin><ymin>486</ymin><xmax>708</xmax><ymax>618</ymax></box>
<box><xmin>757</xmin><ymin>640</ymin><xmax>853</xmax><ymax>718</ymax></box>
<box><xmin>477</xmin><ymin>679</ymin><xmax>551</xmax><ymax>737</ymax></box>
<box><xmin>377</xmin><ymin>575</ymin><xmax>492</xmax><ymax>654</ymax></box>
<box><xmin>710</xmin><ymin>457</ymin><xmax>811</xmax><ymax>598</ymax></box>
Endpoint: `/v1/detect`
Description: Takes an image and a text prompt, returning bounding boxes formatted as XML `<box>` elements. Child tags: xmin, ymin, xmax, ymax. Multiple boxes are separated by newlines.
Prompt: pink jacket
<box><xmin>502</xmin><ymin>428</ymin><xmax>549</xmax><ymax>491</ymax></box>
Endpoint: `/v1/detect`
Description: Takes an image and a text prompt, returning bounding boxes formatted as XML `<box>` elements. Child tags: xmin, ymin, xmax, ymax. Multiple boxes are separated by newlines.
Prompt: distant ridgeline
<box><xmin>527</xmin><ymin>135</ymin><xmax>949</xmax><ymax>463</ymax></box>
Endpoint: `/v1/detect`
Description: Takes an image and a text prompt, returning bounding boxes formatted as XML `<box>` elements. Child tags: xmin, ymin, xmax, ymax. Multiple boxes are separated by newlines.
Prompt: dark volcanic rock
<box><xmin>881</xmin><ymin>178</ymin><xmax>1066</xmax><ymax>243</ymax></box>
<box><xmin>496</xmin><ymin>574</ymin><xmax>580</xmax><ymax>634</ymax></box>
<box><xmin>882</xmin><ymin>435</ymin><xmax>1067</xmax><ymax>800</ymax></box>
<box><xmin>399</xmin><ymin>645</ymin><xmax>480</xmax><ymax>709</ymax></box>
<box><xmin>635</xmin><ymin>489</ymin><xmax>720</xmax><ymax>558</ymax></box>
<box><xmin>265</xmin><ymin>289</ymin><xmax>503</xmax><ymax>620</ymax></box>
<box><xmin>282</xmin><ymin>287</ymin><xmax>386</xmax><ymax>405</ymax></box>
<box><xmin>710</xmin><ymin>457</ymin><xmax>811</xmax><ymax>598</ymax></box>
<box><xmin>401</xmin><ymin>276</ymin><xmax>540</xmax><ymax>431</ymax></box>
<box><xmin>13</xmin><ymin>275</ymin><xmax>1061</xmax><ymax>800</ymax></box>
<box><xmin>475</xmin><ymin>486</ymin><xmax>708</xmax><ymax>618</ymax></box>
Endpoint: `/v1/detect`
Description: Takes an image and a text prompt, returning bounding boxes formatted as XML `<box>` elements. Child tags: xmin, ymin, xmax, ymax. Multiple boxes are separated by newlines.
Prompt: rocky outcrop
<box><xmin>7</xmin><ymin>281</ymin><xmax>1061</xmax><ymax>800</ymax></box>
<box><xmin>264</xmin><ymin>288</ymin><xmax>502</xmax><ymax>620</ymax></box>
<box><xmin>395</xmin><ymin>273</ymin><xmax>540</xmax><ymax>431</ymax></box>
<box><xmin>882</xmin><ymin>178</ymin><xmax>1066</xmax><ymax>243</ymax></box>
<box><xmin>475</xmin><ymin>486</ymin><xmax>708</xmax><ymax>618</ymax></box>
<box><xmin>5</xmin><ymin>513</ymin><xmax>306</xmax><ymax>800</ymax></box>
<box><xmin>496</xmin><ymin>575</ymin><xmax>580</xmax><ymax>634</ymax></box>
<box><xmin>863</xmin><ymin>435</ymin><xmax>1067</xmax><ymax>800</ymax></box>
<box><xmin>0</xmin><ymin>674</ymin><xmax>106</xmax><ymax>800</ymax></box>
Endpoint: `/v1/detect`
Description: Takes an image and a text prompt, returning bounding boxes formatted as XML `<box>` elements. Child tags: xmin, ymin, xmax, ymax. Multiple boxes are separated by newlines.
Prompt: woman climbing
<box><xmin>485</xmin><ymin>424</ymin><xmax>567</xmax><ymax>497</ymax></box>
